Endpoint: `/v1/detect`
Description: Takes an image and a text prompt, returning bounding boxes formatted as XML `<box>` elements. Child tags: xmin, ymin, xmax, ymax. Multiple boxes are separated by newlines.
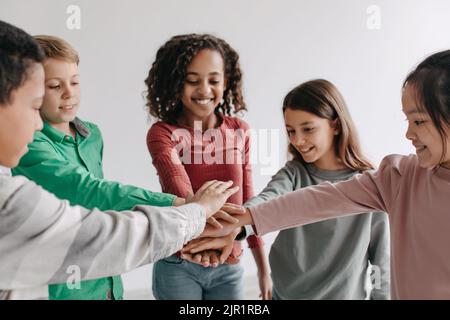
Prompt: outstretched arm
<box><xmin>0</xmin><ymin>177</ymin><xmax>237</xmax><ymax>290</ymax></box>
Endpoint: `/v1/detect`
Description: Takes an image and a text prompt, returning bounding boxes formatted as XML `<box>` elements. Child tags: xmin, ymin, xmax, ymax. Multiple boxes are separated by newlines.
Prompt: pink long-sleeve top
<box><xmin>249</xmin><ymin>154</ymin><xmax>450</xmax><ymax>299</ymax></box>
<box><xmin>147</xmin><ymin>116</ymin><xmax>263</xmax><ymax>261</ymax></box>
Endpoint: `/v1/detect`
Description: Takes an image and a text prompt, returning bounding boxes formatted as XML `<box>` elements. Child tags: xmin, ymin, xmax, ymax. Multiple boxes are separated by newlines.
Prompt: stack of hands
<box><xmin>178</xmin><ymin>180</ymin><xmax>250</xmax><ymax>268</ymax></box>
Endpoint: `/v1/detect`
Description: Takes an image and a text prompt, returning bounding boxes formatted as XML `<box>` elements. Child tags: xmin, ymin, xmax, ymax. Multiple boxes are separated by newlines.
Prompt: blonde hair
<box><xmin>283</xmin><ymin>79</ymin><xmax>374</xmax><ymax>171</ymax></box>
<box><xmin>33</xmin><ymin>35</ymin><xmax>79</xmax><ymax>64</ymax></box>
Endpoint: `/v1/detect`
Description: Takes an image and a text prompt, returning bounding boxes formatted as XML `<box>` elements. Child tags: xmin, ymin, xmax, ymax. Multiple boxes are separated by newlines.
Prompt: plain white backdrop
<box><xmin>2</xmin><ymin>0</ymin><xmax>450</xmax><ymax>298</ymax></box>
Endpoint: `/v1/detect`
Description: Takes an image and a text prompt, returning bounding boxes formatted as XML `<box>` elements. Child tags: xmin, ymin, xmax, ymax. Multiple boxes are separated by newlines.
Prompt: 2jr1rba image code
<box><xmin>178</xmin><ymin>303</ymin><xmax>271</xmax><ymax>318</ymax></box>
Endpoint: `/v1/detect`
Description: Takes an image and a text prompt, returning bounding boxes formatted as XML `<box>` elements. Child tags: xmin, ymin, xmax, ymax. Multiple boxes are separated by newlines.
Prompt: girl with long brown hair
<box><xmin>198</xmin><ymin>79</ymin><xmax>391</xmax><ymax>299</ymax></box>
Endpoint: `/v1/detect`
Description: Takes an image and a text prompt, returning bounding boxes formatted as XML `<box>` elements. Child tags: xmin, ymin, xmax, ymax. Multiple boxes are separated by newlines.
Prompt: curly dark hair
<box><xmin>145</xmin><ymin>34</ymin><xmax>246</xmax><ymax>124</ymax></box>
<box><xmin>0</xmin><ymin>20</ymin><xmax>44</xmax><ymax>105</ymax></box>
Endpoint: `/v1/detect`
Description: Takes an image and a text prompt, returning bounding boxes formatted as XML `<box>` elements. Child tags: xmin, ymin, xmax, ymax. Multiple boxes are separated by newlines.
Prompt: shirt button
<box><xmin>106</xmin><ymin>289</ymin><xmax>112</xmax><ymax>300</ymax></box>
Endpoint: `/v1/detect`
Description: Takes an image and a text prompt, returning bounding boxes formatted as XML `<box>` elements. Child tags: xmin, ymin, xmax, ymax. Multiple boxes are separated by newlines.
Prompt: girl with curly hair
<box><xmin>145</xmin><ymin>34</ymin><xmax>271</xmax><ymax>300</ymax></box>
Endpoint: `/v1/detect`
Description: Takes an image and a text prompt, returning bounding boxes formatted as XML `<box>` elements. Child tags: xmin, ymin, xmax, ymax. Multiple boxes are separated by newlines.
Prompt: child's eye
<box><xmin>303</xmin><ymin>127</ymin><xmax>314</xmax><ymax>133</ymax></box>
<box><xmin>209</xmin><ymin>80</ymin><xmax>220</xmax><ymax>85</ymax></box>
<box><xmin>48</xmin><ymin>85</ymin><xmax>60</xmax><ymax>89</ymax></box>
<box><xmin>185</xmin><ymin>79</ymin><xmax>198</xmax><ymax>85</ymax></box>
<box><xmin>414</xmin><ymin>120</ymin><xmax>425</xmax><ymax>126</ymax></box>
<box><xmin>286</xmin><ymin>130</ymin><xmax>295</xmax><ymax>136</ymax></box>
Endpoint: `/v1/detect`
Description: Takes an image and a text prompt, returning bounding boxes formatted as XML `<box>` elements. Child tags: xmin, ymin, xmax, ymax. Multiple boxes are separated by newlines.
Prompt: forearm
<box><xmin>238</xmin><ymin>209</ymin><xmax>255</xmax><ymax>228</ymax></box>
<box><xmin>14</xmin><ymin>162</ymin><xmax>175</xmax><ymax>210</ymax></box>
<box><xmin>0</xmin><ymin>178</ymin><xmax>206</xmax><ymax>290</ymax></box>
<box><xmin>173</xmin><ymin>197</ymin><xmax>186</xmax><ymax>206</ymax></box>
<box><xmin>250</xmin><ymin>245</ymin><xmax>270</xmax><ymax>276</ymax></box>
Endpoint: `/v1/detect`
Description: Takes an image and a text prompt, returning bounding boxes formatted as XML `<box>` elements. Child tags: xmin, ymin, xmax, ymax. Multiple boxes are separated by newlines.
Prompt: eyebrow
<box><xmin>286</xmin><ymin>121</ymin><xmax>314</xmax><ymax>127</ymax></box>
<box><xmin>403</xmin><ymin>109</ymin><xmax>427</xmax><ymax>116</ymax></box>
<box><xmin>186</xmin><ymin>71</ymin><xmax>222</xmax><ymax>76</ymax></box>
<box><xmin>45</xmin><ymin>74</ymin><xmax>80</xmax><ymax>81</ymax></box>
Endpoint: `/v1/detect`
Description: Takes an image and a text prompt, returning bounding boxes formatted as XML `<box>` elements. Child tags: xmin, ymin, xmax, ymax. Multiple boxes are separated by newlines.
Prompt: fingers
<box><xmin>219</xmin><ymin>243</ymin><xmax>234</xmax><ymax>264</ymax></box>
<box><xmin>192</xmin><ymin>253</ymin><xmax>202</xmax><ymax>264</ymax></box>
<box><xmin>180</xmin><ymin>252</ymin><xmax>197</xmax><ymax>264</ymax></box>
<box><xmin>263</xmin><ymin>290</ymin><xmax>272</xmax><ymax>300</ymax></box>
<box><xmin>201</xmin><ymin>252</ymin><xmax>210</xmax><ymax>267</ymax></box>
<box><xmin>196</xmin><ymin>180</ymin><xmax>218</xmax><ymax>194</ymax></box>
<box><xmin>206</xmin><ymin>216</ymin><xmax>223</xmax><ymax>229</ymax></box>
<box><xmin>182</xmin><ymin>238</ymin><xmax>207</xmax><ymax>252</ymax></box>
<box><xmin>212</xmin><ymin>180</ymin><xmax>234</xmax><ymax>192</ymax></box>
<box><xmin>181</xmin><ymin>239</ymin><xmax>201</xmax><ymax>252</ymax></box>
<box><xmin>221</xmin><ymin>203</ymin><xmax>246</xmax><ymax>215</ymax></box>
<box><xmin>188</xmin><ymin>239</ymin><xmax>212</xmax><ymax>253</ymax></box>
<box><xmin>223</xmin><ymin>186</ymin><xmax>240</xmax><ymax>199</ymax></box>
<box><xmin>209</xmin><ymin>251</ymin><xmax>220</xmax><ymax>268</ymax></box>
<box><xmin>213</xmin><ymin>210</ymin><xmax>239</xmax><ymax>224</ymax></box>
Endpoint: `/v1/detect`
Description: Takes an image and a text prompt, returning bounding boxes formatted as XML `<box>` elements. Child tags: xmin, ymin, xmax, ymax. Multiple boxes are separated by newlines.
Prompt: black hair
<box><xmin>145</xmin><ymin>33</ymin><xmax>246</xmax><ymax>124</ymax></box>
<box><xmin>0</xmin><ymin>20</ymin><xmax>44</xmax><ymax>105</ymax></box>
<box><xmin>404</xmin><ymin>50</ymin><xmax>450</xmax><ymax>164</ymax></box>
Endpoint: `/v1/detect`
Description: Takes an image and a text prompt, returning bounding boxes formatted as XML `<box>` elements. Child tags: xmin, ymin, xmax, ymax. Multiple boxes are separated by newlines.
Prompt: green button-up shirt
<box><xmin>12</xmin><ymin>118</ymin><xmax>176</xmax><ymax>300</ymax></box>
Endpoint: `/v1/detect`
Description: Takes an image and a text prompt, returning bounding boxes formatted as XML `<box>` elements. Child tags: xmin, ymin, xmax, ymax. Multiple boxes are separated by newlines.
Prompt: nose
<box><xmin>198</xmin><ymin>80</ymin><xmax>212</xmax><ymax>96</ymax></box>
<box><xmin>62</xmin><ymin>83</ymin><xmax>74</xmax><ymax>99</ymax></box>
<box><xmin>405</xmin><ymin>123</ymin><xmax>415</xmax><ymax>141</ymax></box>
<box><xmin>291</xmin><ymin>132</ymin><xmax>306</xmax><ymax>146</ymax></box>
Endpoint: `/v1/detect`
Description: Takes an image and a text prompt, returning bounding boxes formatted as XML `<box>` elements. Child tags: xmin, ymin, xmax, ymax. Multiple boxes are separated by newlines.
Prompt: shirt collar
<box><xmin>41</xmin><ymin>118</ymin><xmax>91</xmax><ymax>143</ymax></box>
<box><xmin>0</xmin><ymin>166</ymin><xmax>11</xmax><ymax>176</ymax></box>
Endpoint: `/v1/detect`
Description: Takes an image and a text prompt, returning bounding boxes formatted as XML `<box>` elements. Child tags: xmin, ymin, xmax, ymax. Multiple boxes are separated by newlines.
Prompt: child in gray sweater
<box><xmin>245</xmin><ymin>80</ymin><xmax>390</xmax><ymax>300</ymax></box>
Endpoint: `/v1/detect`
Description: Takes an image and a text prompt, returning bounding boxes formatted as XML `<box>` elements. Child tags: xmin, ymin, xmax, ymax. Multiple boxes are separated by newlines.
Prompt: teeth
<box><xmin>417</xmin><ymin>146</ymin><xmax>427</xmax><ymax>151</ymax></box>
<box><xmin>300</xmin><ymin>147</ymin><xmax>313</xmax><ymax>153</ymax></box>
<box><xmin>194</xmin><ymin>99</ymin><xmax>212</xmax><ymax>105</ymax></box>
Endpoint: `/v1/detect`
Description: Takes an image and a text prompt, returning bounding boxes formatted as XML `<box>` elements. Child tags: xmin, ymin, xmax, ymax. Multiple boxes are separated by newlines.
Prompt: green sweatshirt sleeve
<box><xmin>12</xmin><ymin>138</ymin><xmax>176</xmax><ymax>211</ymax></box>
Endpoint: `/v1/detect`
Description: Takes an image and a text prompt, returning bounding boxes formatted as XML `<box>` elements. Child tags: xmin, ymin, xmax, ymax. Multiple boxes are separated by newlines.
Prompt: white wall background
<box><xmin>2</xmin><ymin>0</ymin><xmax>450</xmax><ymax>297</ymax></box>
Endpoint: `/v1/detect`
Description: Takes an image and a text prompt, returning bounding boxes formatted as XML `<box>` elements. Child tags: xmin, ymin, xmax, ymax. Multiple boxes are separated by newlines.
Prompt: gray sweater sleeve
<box><xmin>245</xmin><ymin>163</ymin><xmax>296</xmax><ymax>207</ymax></box>
<box><xmin>0</xmin><ymin>176</ymin><xmax>205</xmax><ymax>290</ymax></box>
<box><xmin>368</xmin><ymin>212</ymin><xmax>391</xmax><ymax>300</ymax></box>
<box><xmin>239</xmin><ymin>164</ymin><xmax>296</xmax><ymax>238</ymax></box>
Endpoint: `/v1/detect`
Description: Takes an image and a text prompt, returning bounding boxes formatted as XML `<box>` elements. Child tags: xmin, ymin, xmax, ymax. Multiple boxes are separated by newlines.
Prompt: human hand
<box><xmin>258</xmin><ymin>271</ymin><xmax>273</xmax><ymax>300</ymax></box>
<box><xmin>182</xmin><ymin>228</ymin><xmax>241</xmax><ymax>263</ymax></box>
<box><xmin>180</xmin><ymin>250</ymin><xmax>221</xmax><ymax>268</ymax></box>
<box><xmin>173</xmin><ymin>197</ymin><xmax>186</xmax><ymax>206</ymax></box>
<box><xmin>206</xmin><ymin>203</ymin><xmax>246</xmax><ymax>229</ymax></box>
<box><xmin>191</xmin><ymin>180</ymin><xmax>239</xmax><ymax>218</ymax></box>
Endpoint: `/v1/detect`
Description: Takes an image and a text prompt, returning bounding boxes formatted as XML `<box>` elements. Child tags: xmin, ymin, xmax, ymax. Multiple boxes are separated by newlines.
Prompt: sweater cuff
<box><xmin>177</xmin><ymin>203</ymin><xmax>206</xmax><ymax>243</ymax></box>
<box><xmin>246</xmin><ymin>234</ymin><xmax>264</xmax><ymax>248</ymax></box>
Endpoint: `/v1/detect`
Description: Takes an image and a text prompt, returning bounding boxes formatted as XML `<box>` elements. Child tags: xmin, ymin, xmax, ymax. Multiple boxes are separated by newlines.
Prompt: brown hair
<box><xmin>403</xmin><ymin>50</ymin><xmax>450</xmax><ymax>165</ymax></box>
<box><xmin>282</xmin><ymin>79</ymin><xmax>374</xmax><ymax>171</ymax></box>
<box><xmin>33</xmin><ymin>35</ymin><xmax>79</xmax><ymax>64</ymax></box>
<box><xmin>145</xmin><ymin>34</ymin><xmax>246</xmax><ymax>124</ymax></box>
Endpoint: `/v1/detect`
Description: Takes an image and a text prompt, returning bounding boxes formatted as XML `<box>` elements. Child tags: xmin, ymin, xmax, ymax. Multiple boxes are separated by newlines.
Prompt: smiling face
<box><xmin>180</xmin><ymin>49</ymin><xmax>226</xmax><ymax>124</ymax></box>
<box><xmin>40</xmin><ymin>58</ymin><xmax>80</xmax><ymax>130</ymax></box>
<box><xmin>0</xmin><ymin>63</ymin><xmax>45</xmax><ymax>168</ymax></box>
<box><xmin>402</xmin><ymin>84</ymin><xmax>450</xmax><ymax>169</ymax></box>
<box><xmin>284</xmin><ymin>108</ymin><xmax>342</xmax><ymax>170</ymax></box>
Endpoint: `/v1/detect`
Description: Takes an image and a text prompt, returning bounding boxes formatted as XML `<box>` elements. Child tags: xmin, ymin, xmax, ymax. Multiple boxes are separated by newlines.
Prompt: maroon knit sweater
<box><xmin>147</xmin><ymin>115</ymin><xmax>263</xmax><ymax>262</ymax></box>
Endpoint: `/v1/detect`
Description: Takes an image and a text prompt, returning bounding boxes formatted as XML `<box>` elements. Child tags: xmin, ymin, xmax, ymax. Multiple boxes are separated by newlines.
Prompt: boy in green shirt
<box><xmin>12</xmin><ymin>35</ymin><xmax>183</xmax><ymax>300</ymax></box>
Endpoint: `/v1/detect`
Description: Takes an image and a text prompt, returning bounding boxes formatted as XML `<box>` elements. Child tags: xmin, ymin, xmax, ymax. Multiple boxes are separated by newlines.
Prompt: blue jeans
<box><xmin>152</xmin><ymin>255</ymin><xmax>244</xmax><ymax>300</ymax></box>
